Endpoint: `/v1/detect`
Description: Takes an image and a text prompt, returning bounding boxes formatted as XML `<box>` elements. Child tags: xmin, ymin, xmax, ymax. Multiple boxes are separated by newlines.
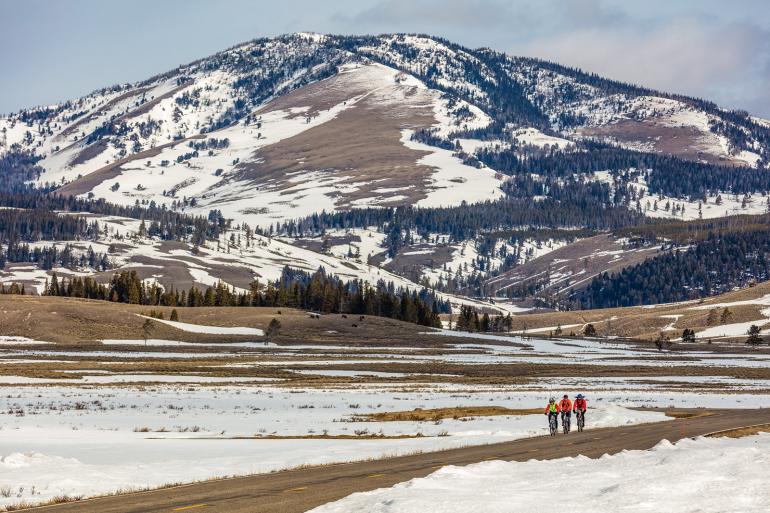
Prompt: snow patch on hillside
<box><xmin>628</xmin><ymin>177</ymin><xmax>768</xmax><ymax>220</ymax></box>
<box><xmin>511</xmin><ymin>127</ymin><xmax>573</xmax><ymax>149</ymax></box>
<box><xmin>137</xmin><ymin>316</ymin><xmax>264</xmax><ymax>336</ymax></box>
<box><xmin>402</xmin><ymin>130</ymin><xmax>504</xmax><ymax>208</ymax></box>
<box><xmin>420</xmin><ymin>238</ymin><xmax>568</xmax><ymax>287</ymax></box>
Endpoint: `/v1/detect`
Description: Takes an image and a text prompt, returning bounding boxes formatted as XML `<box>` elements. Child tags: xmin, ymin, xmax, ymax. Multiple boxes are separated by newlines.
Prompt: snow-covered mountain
<box><xmin>3</xmin><ymin>33</ymin><xmax>768</xmax><ymax>230</ymax></box>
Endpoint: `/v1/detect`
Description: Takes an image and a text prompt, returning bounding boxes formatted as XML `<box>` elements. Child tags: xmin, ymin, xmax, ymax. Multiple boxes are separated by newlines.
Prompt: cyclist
<box><xmin>544</xmin><ymin>397</ymin><xmax>560</xmax><ymax>432</ymax></box>
<box><xmin>559</xmin><ymin>394</ymin><xmax>572</xmax><ymax>432</ymax></box>
<box><xmin>573</xmin><ymin>393</ymin><xmax>587</xmax><ymax>430</ymax></box>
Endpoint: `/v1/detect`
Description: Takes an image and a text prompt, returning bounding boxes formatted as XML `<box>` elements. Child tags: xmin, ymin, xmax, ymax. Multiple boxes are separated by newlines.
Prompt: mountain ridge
<box><xmin>2</xmin><ymin>33</ymin><xmax>767</xmax><ymax>215</ymax></box>
<box><xmin>2</xmin><ymin>32</ymin><xmax>770</xmax><ymax>313</ymax></box>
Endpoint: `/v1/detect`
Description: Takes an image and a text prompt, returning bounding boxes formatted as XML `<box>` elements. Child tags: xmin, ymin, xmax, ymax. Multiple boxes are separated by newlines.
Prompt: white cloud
<box><xmin>2</xmin><ymin>0</ymin><xmax>769</xmax><ymax>118</ymax></box>
<box><xmin>514</xmin><ymin>16</ymin><xmax>770</xmax><ymax>116</ymax></box>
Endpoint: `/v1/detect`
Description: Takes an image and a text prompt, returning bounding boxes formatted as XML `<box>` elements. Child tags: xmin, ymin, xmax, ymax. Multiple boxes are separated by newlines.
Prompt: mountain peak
<box><xmin>0</xmin><ymin>33</ymin><xmax>767</xmax><ymax>231</ymax></box>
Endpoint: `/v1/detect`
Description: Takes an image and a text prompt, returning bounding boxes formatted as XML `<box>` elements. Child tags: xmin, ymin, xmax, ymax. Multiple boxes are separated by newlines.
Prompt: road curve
<box><xmin>24</xmin><ymin>408</ymin><xmax>770</xmax><ymax>513</ymax></box>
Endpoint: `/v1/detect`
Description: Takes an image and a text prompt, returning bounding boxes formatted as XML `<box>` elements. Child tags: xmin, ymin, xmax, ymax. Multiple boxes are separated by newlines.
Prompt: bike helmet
<box><xmin>563</xmin><ymin>394</ymin><xmax>569</xmax><ymax>399</ymax></box>
<box><xmin>576</xmin><ymin>394</ymin><xmax>585</xmax><ymax>399</ymax></box>
<box><xmin>549</xmin><ymin>397</ymin><xmax>555</xmax><ymax>403</ymax></box>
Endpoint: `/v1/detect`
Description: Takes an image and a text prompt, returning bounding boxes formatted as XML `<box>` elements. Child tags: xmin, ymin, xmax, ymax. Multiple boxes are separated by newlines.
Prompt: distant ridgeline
<box><xmin>42</xmin><ymin>267</ymin><xmax>446</xmax><ymax>328</ymax></box>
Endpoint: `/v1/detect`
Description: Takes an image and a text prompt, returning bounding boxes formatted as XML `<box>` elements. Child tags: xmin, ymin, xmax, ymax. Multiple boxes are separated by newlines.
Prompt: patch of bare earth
<box><xmin>384</xmin><ymin>245</ymin><xmax>456</xmax><ymax>283</ymax></box>
<box><xmin>69</xmin><ymin>139</ymin><xmax>109</xmax><ymax>167</ymax></box>
<box><xmin>708</xmin><ymin>423</ymin><xmax>770</xmax><ymax>438</ymax></box>
<box><xmin>230</xmin><ymin>65</ymin><xmax>445</xmax><ymax>210</ymax></box>
<box><xmin>0</xmin><ymin>295</ymin><xmax>437</xmax><ymax>346</ymax></box>
<box><xmin>578</xmin><ymin>119</ymin><xmax>747</xmax><ymax>166</ymax></box>
<box><xmin>484</xmin><ymin>234</ymin><xmax>661</xmax><ymax>298</ymax></box>
<box><xmin>504</xmin><ymin>279</ymin><xmax>770</xmax><ymax>341</ymax></box>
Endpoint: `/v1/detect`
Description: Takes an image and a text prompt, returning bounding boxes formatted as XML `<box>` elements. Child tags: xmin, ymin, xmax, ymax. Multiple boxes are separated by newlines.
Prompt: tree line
<box><xmin>572</xmin><ymin>229</ymin><xmax>770</xmax><ymax>309</ymax></box>
<box><xmin>42</xmin><ymin>266</ymin><xmax>445</xmax><ymax>328</ymax></box>
<box><xmin>0</xmin><ymin>242</ymin><xmax>110</xmax><ymax>271</ymax></box>
<box><xmin>275</xmin><ymin>197</ymin><xmax>639</xmax><ymax>249</ymax></box>
<box><xmin>453</xmin><ymin>304</ymin><xmax>512</xmax><ymax>332</ymax></box>
<box><xmin>476</xmin><ymin>141</ymin><xmax>769</xmax><ymax>199</ymax></box>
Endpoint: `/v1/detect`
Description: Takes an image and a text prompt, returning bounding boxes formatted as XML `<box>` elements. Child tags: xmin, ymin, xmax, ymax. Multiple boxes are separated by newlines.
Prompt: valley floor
<box><xmin>0</xmin><ymin>297</ymin><xmax>769</xmax><ymax>509</ymax></box>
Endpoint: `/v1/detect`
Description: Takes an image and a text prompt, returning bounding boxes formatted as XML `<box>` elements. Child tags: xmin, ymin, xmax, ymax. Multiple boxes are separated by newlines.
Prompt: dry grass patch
<box><xmin>352</xmin><ymin>406</ymin><xmax>541</xmax><ymax>422</ymax></box>
<box><xmin>663</xmin><ymin>410</ymin><xmax>713</xmax><ymax>419</ymax></box>
<box><xmin>2</xmin><ymin>493</ymin><xmax>84</xmax><ymax>511</ymax></box>
<box><xmin>707</xmin><ymin>423</ymin><xmax>770</xmax><ymax>438</ymax></box>
<box><xmin>183</xmin><ymin>433</ymin><xmax>423</xmax><ymax>440</ymax></box>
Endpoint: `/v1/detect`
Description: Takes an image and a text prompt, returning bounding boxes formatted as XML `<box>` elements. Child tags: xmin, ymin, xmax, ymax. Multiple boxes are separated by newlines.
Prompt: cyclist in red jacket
<box><xmin>573</xmin><ymin>394</ymin><xmax>587</xmax><ymax>414</ymax></box>
<box><xmin>573</xmin><ymin>394</ymin><xmax>587</xmax><ymax>430</ymax></box>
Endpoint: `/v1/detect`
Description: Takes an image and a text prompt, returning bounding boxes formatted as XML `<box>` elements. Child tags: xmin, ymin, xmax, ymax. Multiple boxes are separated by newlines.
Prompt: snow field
<box><xmin>629</xmin><ymin>175</ymin><xmax>768</xmax><ymax>220</ymax></box>
<box><xmin>0</xmin><ymin>383</ymin><xmax>666</xmax><ymax>509</ymax></box>
<box><xmin>428</xmin><ymin>330</ymin><xmax>770</xmax><ymax>370</ymax></box>
<box><xmin>402</xmin><ymin>130</ymin><xmax>505</xmax><ymax>208</ymax></box>
<box><xmin>309</xmin><ymin>434</ymin><xmax>770</xmax><ymax>513</ymax></box>
<box><xmin>1</xmin><ymin>327</ymin><xmax>770</xmax><ymax>507</ymax></box>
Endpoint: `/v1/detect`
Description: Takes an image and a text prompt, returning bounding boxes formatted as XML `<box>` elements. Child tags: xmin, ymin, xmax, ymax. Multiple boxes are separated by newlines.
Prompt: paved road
<box><xmin>26</xmin><ymin>408</ymin><xmax>770</xmax><ymax>513</ymax></box>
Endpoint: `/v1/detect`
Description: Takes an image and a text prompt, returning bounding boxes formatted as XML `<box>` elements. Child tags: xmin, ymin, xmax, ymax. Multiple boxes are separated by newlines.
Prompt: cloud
<box><xmin>331</xmin><ymin>0</ymin><xmax>545</xmax><ymax>47</ymax></box>
<box><xmin>343</xmin><ymin>0</ymin><xmax>521</xmax><ymax>29</ymax></box>
<box><xmin>2</xmin><ymin>0</ymin><xmax>769</xmax><ymax>118</ymax></box>
<box><xmin>331</xmin><ymin>0</ymin><xmax>770</xmax><ymax>117</ymax></box>
<box><xmin>514</xmin><ymin>16</ymin><xmax>770</xmax><ymax>116</ymax></box>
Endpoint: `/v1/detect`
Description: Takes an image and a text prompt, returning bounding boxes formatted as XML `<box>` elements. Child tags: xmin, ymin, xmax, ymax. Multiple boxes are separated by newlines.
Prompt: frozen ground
<box><xmin>0</xmin><ymin>328</ymin><xmax>769</xmax><ymax>508</ymax></box>
<box><xmin>0</xmin><ymin>383</ymin><xmax>664</xmax><ymax>509</ymax></box>
<box><xmin>310</xmin><ymin>434</ymin><xmax>770</xmax><ymax>513</ymax></box>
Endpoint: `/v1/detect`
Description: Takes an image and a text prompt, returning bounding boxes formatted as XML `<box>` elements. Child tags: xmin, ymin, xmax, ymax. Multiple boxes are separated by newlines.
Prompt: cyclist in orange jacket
<box><xmin>559</xmin><ymin>394</ymin><xmax>572</xmax><ymax>427</ymax></box>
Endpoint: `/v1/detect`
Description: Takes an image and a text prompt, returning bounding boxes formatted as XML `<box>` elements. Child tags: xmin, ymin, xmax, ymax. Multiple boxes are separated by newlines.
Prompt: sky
<box><xmin>2</xmin><ymin>0</ymin><xmax>769</xmax><ymax>117</ymax></box>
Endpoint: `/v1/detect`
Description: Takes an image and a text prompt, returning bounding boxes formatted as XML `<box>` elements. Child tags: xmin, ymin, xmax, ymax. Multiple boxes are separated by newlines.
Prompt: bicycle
<box><xmin>576</xmin><ymin>410</ymin><xmax>585</xmax><ymax>432</ymax></box>
<box><xmin>561</xmin><ymin>412</ymin><xmax>571</xmax><ymax>434</ymax></box>
<box><xmin>548</xmin><ymin>413</ymin><xmax>558</xmax><ymax>436</ymax></box>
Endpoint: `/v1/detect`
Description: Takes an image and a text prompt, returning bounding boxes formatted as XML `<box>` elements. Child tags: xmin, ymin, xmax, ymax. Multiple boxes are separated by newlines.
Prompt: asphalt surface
<box><xmin>26</xmin><ymin>408</ymin><xmax>770</xmax><ymax>513</ymax></box>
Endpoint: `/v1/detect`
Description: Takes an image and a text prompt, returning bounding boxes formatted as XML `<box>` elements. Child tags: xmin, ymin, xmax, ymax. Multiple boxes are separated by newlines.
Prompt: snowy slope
<box><xmin>5</xmin><ymin>212</ymin><xmax>516</xmax><ymax>315</ymax></box>
<box><xmin>3</xmin><ymin>33</ymin><xmax>768</xmax><ymax>230</ymax></box>
<box><xmin>1</xmin><ymin>36</ymin><xmax>506</xmax><ymax>229</ymax></box>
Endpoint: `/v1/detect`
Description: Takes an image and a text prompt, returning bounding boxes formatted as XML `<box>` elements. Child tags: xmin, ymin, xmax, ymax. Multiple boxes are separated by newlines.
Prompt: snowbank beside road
<box><xmin>311</xmin><ymin>434</ymin><xmax>770</xmax><ymax>513</ymax></box>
